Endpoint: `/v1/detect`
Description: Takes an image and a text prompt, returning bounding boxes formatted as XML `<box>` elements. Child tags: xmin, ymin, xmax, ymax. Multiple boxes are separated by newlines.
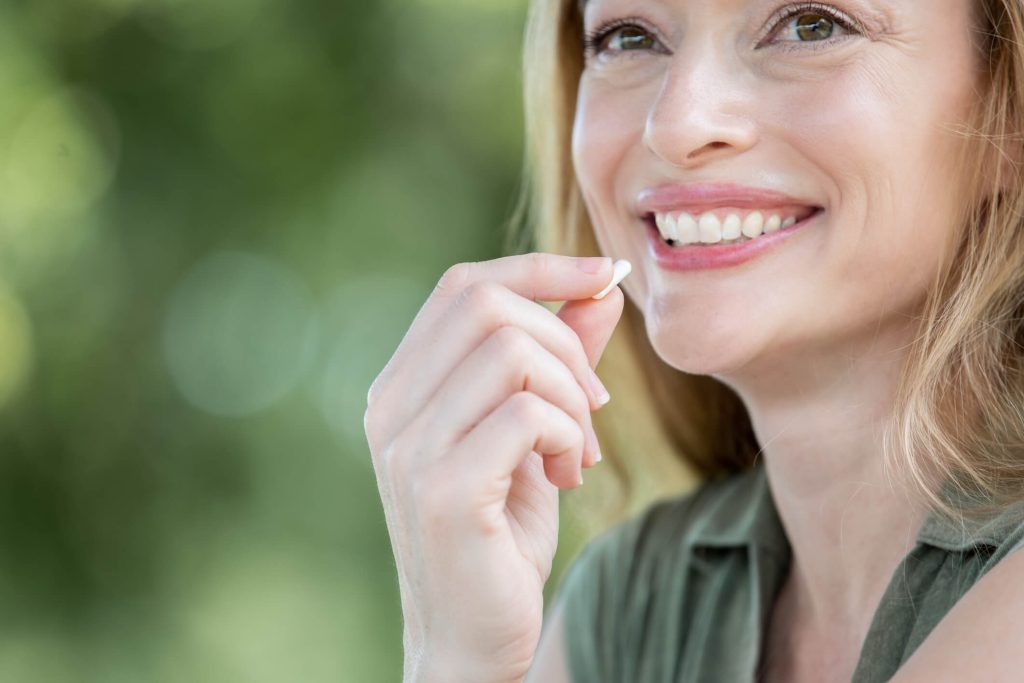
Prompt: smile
<box><xmin>642</xmin><ymin>208</ymin><xmax>823</xmax><ymax>271</ymax></box>
<box><xmin>649</xmin><ymin>206</ymin><xmax>820</xmax><ymax>246</ymax></box>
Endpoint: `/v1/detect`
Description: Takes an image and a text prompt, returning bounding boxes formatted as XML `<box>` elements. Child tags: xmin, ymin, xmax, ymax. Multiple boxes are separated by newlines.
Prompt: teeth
<box><xmin>653</xmin><ymin>210</ymin><xmax>805</xmax><ymax>246</ymax></box>
<box><xmin>655</xmin><ymin>213</ymin><xmax>678</xmax><ymax>241</ymax></box>
<box><xmin>676</xmin><ymin>213</ymin><xmax>699</xmax><ymax>243</ymax></box>
<box><xmin>742</xmin><ymin>212</ymin><xmax>764</xmax><ymax>238</ymax></box>
<box><xmin>722</xmin><ymin>213</ymin><xmax>742</xmax><ymax>240</ymax></box>
<box><xmin>698</xmin><ymin>212</ymin><xmax>722</xmax><ymax>243</ymax></box>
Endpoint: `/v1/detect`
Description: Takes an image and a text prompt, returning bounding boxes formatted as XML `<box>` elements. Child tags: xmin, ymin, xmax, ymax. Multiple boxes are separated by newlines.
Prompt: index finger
<box><xmin>368</xmin><ymin>252</ymin><xmax>615</xmax><ymax>414</ymax></box>
<box><xmin>434</xmin><ymin>252</ymin><xmax>614</xmax><ymax>304</ymax></box>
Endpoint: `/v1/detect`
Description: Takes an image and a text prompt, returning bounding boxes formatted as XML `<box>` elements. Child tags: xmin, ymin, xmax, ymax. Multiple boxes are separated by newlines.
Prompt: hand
<box><xmin>363</xmin><ymin>252</ymin><xmax>626</xmax><ymax>683</ymax></box>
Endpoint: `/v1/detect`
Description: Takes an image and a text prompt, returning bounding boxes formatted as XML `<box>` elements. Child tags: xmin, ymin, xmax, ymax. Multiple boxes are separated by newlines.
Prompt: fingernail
<box><xmin>578</xmin><ymin>472</ymin><xmax>584</xmax><ymax>487</ymax></box>
<box><xmin>588</xmin><ymin>368</ymin><xmax>611</xmax><ymax>406</ymax></box>
<box><xmin>577</xmin><ymin>257</ymin><xmax>609</xmax><ymax>274</ymax></box>
<box><xmin>592</xmin><ymin>259</ymin><xmax>632</xmax><ymax>300</ymax></box>
<box><xmin>595</xmin><ymin>450</ymin><xmax>603</xmax><ymax>463</ymax></box>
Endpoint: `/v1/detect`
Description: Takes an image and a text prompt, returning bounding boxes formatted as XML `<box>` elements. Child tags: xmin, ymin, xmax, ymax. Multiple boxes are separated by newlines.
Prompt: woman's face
<box><xmin>572</xmin><ymin>0</ymin><xmax>982</xmax><ymax>377</ymax></box>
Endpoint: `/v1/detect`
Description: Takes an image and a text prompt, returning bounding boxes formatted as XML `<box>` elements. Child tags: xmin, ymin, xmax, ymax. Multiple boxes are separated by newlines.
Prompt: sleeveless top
<box><xmin>554</xmin><ymin>461</ymin><xmax>1024</xmax><ymax>683</ymax></box>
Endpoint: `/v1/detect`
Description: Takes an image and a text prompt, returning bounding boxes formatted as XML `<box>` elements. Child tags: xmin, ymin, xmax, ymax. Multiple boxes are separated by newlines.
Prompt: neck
<box><xmin>720</xmin><ymin>320</ymin><xmax>929</xmax><ymax>633</ymax></box>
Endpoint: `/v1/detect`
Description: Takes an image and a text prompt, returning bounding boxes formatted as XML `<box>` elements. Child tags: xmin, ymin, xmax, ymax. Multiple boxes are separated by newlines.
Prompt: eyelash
<box><xmin>581</xmin><ymin>2</ymin><xmax>861</xmax><ymax>59</ymax></box>
<box><xmin>582</xmin><ymin>17</ymin><xmax>660</xmax><ymax>59</ymax></box>
<box><xmin>763</xmin><ymin>2</ymin><xmax>860</xmax><ymax>51</ymax></box>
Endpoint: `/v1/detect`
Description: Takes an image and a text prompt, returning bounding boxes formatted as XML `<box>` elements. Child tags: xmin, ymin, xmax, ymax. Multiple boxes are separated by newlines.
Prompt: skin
<box><xmin>368</xmin><ymin>253</ymin><xmax>624</xmax><ymax>683</ymax></box>
<box><xmin>571</xmin><ymin>0</ymin><xmax>984</xmax><ymax>679</ymax></box>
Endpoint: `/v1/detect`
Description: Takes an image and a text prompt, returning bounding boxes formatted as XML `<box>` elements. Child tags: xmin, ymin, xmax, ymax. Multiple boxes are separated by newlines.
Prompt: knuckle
<box><xmin>375</xmin><ymin>429</ymin><xmax>417</xmax><ymax>492</ymax></box>
<box><xmin>363</xmin><ymin>405</ymin><xmax>379</xmax><ymax>449</ymax></box>
<box><xmin>364</xmin><ymin>392</ymin><xmax>396</xmax><ymax>456</ymax></box>
<box><xmin>435</xmin><ymin>261</ymin><xmax>474</xmax><ymax>297</ymax></box>
<box><xmin>507</xmin><ymin>390</ymin><xmax>545</xmax><ymax>424</ymax></box>
<box><xmin>363</xmin><ymin>368</ymin><xmax>395</xmax><ymax>441</ymax></box>
<box><xmin>364</xmin><ymin>383</ymin><xmax>382</xmax><ymax>438</ymax></box>
<box><xmin>368</xmin><ymin>435</ymin><xmax>396</xmax><ymax>488</ymax></box>
<box><xmin>457</xmin><ymin>279</ymin><xmax>504</xmax><ymax>314</ymax></box>
<box><xmin>490</xmin><ymin>326</ymin><xmax>533</xmax><ymax>364</ymax></box>
<box><xmin>525</xmin><ymin>251</ymin><xmax>551</xmax><ymax>281</ymax></box>
<box><xmin>560</xmin><ymin>418</ymin><xmax>586</xmax><ymax>456</ymax></box>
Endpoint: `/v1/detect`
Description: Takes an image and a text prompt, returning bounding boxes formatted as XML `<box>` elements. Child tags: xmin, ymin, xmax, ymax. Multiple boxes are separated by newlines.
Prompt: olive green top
<box><xmin>554</xmin><ymin>461</ymin><xmax>1024</xmax><ymax>682</ymax></box>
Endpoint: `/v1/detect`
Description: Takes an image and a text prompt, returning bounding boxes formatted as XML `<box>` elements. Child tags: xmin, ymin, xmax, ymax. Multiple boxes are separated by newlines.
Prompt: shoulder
<box><xmin>975</xmin><ymin>499</ymin><xmax>1024</xmax><ymax>575</ymax></box>
<box><xmin>890</xmin><ymin>495</ymin><xmax>1024</xmax><ymax>682</ymax></box>
<box><xmin>916</xmin><ymin>490</ymin><xmax>1024</xmax><ymax>568</ymax></box>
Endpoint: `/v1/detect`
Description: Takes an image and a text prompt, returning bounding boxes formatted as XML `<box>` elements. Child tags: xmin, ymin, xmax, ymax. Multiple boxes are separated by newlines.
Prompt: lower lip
<box><xmin>645</xmin><ymin>210</ymin><xmax>820</xmax><ymax>271</ymax></box>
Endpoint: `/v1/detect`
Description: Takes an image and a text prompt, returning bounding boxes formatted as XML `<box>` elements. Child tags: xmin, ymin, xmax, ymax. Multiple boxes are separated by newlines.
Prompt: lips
<box><xmin>632</xmin><ymin>183</ymin><xmax>823</xmax><ymax>271</ymax></box>
<box><xmin>635</xmin><ymin>182</ymin><xmax>822</xmax><ymax>216</ymax></box>
<box><xmin>644</xmin><ymin>209</ymin><xmax>820</xmax><ymax>270</ymax></box>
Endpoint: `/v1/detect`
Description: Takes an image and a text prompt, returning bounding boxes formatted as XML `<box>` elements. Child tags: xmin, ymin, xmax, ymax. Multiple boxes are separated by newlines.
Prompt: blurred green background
<box><xmin>0</xmin><ymin>0</ymin><xmax>586</xmax><ymax>680</ymax></box>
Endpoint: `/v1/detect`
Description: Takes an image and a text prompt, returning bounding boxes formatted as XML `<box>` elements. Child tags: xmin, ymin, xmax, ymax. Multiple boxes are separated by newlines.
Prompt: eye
<box><xmin>583</xmin><ymin>19</ymin><xmax>662</xmax><ymax>59</ymax></box>
<box><xmin>786</xmin><ymin>13</ymin><xmax>840</xmax><ymax>41</ymax></box>
<box><xmin>763</xmin><ymin>3</ymin><xmax>860</xmax><ymax>46</ymax></box>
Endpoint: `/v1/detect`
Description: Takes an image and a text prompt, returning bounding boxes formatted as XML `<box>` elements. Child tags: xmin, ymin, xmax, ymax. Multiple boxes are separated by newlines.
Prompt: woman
<box><xmin>364</xmin><ymin>0</ymin><xmax>1024</xmax><ymax>681</ymax></box>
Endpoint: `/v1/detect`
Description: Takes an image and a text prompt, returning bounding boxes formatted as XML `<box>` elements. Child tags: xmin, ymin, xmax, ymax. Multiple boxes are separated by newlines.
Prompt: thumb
<box><xmin>556</xmin><ymin>285</ymin><xmax>625</xmax><ymax>370</ymax></box>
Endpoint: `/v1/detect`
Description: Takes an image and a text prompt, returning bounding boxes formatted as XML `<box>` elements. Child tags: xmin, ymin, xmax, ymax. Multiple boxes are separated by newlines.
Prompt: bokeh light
<box><xmin>0</xmin><ymin>18</ymin><xmax>122</xmax><ymax>284</ymax></box>
<box><xmin>317</xmin><ymin>271</ymin><xmax>429</xmax><ymax>451</ymax></box>
<box><xmin>3</xmin><ymin>86</ymin><xmax>120</xmax><ymax>229</ymax></box>
<box><xmin>0</xmin><ymin>0</ymin><xmax>531</xmax><ymax>679</ymax></box>
<box><xmin>162</xmin><ymin>251</ymin><xmax>319</xmax><ymax>417</ymax></box>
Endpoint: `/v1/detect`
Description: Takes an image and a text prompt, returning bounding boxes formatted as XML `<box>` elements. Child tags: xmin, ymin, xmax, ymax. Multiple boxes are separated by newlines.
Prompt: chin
<box><xmin>645</xmin><ymin>320</ymin><xmax>761</xmax><ymax>377</ymax></box>
<box><xmin>640</xmin><ymin>288</ymin><xmax>795</xmax><ymax>378</ymax></box>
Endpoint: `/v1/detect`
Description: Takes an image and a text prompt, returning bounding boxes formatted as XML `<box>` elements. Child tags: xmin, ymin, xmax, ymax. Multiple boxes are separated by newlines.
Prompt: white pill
<box><xmin>592</xmin><ymin>259</ymin><xmax>632</xmax><ymax>300</ymax></box>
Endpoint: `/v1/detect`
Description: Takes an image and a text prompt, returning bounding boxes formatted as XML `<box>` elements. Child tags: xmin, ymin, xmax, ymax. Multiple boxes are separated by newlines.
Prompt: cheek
<box><xmin>769</xmin><ymin>59</ymin><xmax>972</xmax><ymax>278</ymax></box>
<box><xmin>572</xmin><ymin>80</ymin><xmax>651</xmax><ymax>198</ymax></box>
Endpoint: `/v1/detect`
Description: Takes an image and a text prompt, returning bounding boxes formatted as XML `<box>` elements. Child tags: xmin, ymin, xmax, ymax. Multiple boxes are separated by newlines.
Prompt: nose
<box><xmin>642</xmin><ymin>45</ymin><xmax>759</xmax><ymax>169</ymax></box>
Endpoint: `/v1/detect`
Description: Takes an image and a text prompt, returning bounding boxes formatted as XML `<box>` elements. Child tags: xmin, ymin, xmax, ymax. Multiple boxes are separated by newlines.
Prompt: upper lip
<box><xmin>635</xmin><ymin>182</ymin><xmax>822</xmax><ymax>216</ymax></box>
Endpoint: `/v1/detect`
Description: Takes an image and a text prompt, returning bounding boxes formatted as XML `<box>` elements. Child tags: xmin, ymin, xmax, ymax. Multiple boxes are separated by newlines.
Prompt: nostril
<box><xmin>687</xmin><ymin>141</ymin><xmax>731</xmax><ymax>160</ymax></box>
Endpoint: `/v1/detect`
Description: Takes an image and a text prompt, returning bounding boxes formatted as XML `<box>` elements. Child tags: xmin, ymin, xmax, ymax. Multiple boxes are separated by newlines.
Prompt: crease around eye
<box><xmin>582</xmin><ymin>18</ymin><xmax>663</xmax><ymax>58</ymax></box>
<box><xmin>763</xmin><ymin>3</ymin><xmax>861</xmax><ymax>46</ymax></box>
<box><xmin>583</xmin><ymin>3</ymin><xmax>862</xmax><ymax>59</ymax></box>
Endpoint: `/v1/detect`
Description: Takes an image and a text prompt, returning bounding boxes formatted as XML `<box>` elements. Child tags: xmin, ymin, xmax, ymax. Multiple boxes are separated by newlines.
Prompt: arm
<box><xmin>889</xmin><ymin>547</ymin><xmax>1024</xmax><ymax>682</ymax></box>
<box><xmin>524</xmin><ymin>597</ymin><xmax>574</xmax><ymax>683</ymax></box>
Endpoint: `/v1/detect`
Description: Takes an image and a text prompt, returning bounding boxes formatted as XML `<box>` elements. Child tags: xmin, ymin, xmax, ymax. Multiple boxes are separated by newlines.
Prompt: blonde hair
<box><xmin>506</xmin><ymin>0</ymin><xmax>1024</xmax><ymax>531</ymax></box>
